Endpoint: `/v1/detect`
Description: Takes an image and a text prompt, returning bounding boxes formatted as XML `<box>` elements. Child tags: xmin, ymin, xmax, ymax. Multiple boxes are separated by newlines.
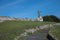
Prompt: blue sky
<box><xmin>0</xmin><ymin>0</ymin><xmax>60</xmax><ymax>18</ymax></box>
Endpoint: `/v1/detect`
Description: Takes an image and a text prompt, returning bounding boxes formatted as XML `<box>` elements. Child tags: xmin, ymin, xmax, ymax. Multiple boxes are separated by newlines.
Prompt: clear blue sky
<box><xmin>0</xmin><ymin>0</ymin><xmax>60</xmax><ymax>18</ymax></box>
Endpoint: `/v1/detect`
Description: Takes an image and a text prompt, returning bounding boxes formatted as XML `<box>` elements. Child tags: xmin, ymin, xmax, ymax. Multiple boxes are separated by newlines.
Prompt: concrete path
<box><xmin>14</xmin><ymin>24</ymin><xmax>54</xmax><ymax>40</ymax></box>
<box><xmin>24</xmin><ymin>33</ymin><xmax>48</xmax><ymax>40</ymax></box>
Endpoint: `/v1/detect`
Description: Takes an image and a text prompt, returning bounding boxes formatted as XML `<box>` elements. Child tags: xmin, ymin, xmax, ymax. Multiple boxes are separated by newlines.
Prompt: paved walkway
<box><xmin>14</xmin><ymin>24</ymin><xmax>54</xmax><ymax>40</ymax></box>
<box><xmin>24</xmin><ymin>33</ymin><xmax>48</xmax><ymax>40</ymax></box>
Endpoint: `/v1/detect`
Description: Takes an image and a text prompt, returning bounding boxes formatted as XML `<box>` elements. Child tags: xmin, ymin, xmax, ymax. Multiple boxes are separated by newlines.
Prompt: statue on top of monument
<box><xmin>37</xmin><ymin>10</ymin><xmax>43</xmax><ymax>22</ymax></box>
<box><xmin>38</xmin><ymin>10</ymin><xmax>40</xmax><ymax>18</ymax></box>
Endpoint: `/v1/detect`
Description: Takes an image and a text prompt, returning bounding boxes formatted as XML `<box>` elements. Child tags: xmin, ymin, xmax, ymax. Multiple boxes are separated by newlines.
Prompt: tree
<box><xmin>43</xmin><ymin>15</ymin><xmax>60</xmax><ymax>22</ymax></box>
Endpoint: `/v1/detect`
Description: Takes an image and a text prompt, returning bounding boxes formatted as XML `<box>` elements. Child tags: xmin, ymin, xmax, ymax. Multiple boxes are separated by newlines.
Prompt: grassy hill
<box><xmin>0</xmin><ymin>21</ymin><xmax>55</xmax><ymax>40</ymax></box>
<box><xmin>50</xmin><ymin>24</ymin><xmax>60</xmax><ymax>40</ymax></box>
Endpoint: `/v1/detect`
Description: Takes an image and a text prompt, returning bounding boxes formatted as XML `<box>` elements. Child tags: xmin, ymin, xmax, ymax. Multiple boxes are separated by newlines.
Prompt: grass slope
<box><xmin>50</xmin><ymin>25</ymin><xmax>60</xmax><ymax>40</ymax></box>
<box><xmin>0</xmin><ymin>21</ymin><xmax>54</xmax><ymax>40</ymax></box>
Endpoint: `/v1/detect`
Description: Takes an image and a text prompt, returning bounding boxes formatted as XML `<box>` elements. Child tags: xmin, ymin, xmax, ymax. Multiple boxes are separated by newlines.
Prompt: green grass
<box><xmin>50</xmin><ymin>25</ymin><xmax>60</xmax><ymax>40</ymax></box>
<box><xmin>0</xmin><ymin>20</ymin><xmax>55</xmax><ymax>40</ymax></box>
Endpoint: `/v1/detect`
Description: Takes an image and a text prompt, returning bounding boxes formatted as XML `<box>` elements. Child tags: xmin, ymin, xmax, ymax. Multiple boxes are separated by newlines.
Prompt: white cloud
<box><xmin>0</xmin><ymin>0</ymin><xmax>25</xmax><ymax>8</ymax></box>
